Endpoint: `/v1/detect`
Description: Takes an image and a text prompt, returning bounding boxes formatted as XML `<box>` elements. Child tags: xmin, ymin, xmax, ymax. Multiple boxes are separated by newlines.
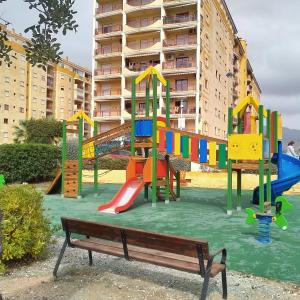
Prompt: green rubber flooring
<box><xmin>44</xmin><ymin>184</ymin><xmax>300</xmax><ymax>285</ymax></box>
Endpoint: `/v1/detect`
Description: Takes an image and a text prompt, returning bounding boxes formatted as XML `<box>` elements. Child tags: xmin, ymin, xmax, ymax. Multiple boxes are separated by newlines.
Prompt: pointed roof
<box><xmin>135</xmin><ymin>66</ymin><xmax>167</xmax><ymax>86</ymax></box>
<box><xmin>232</xmin><ymin>95</ymin><xmax>267</xmax><ymax>117</ymax></box>
<box><xmin>67</xmin><ymin>111</ymin><xmax>94</xmax><ymax>127</ymax></box>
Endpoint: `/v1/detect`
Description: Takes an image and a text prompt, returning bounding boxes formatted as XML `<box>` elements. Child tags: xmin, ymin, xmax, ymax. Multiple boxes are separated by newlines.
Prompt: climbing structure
<box><xmin>226</xmin><ymin>96</ymin><xmax>283</xmax><ymax>215</ymax></box>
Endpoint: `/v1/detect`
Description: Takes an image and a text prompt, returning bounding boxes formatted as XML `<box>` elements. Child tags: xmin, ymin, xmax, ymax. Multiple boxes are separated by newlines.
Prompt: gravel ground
<box><xmin>0</xmin><ymin>238</ymin><xmax>299</xmax><ymax>300</ymax></box>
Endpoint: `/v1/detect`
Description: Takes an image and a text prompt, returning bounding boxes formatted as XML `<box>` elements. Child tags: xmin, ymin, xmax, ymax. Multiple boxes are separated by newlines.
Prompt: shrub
<box><xmin>14</xmin><ymin>118</ymin><xmax>63</xmax><ymax>144</ymax></box>
<box><xmin>0</xmin><ymin>144</ymin><xmax>60</xmax><ymax>183</ymax></box>
<box><xmin>0</xmin><ymin>185</ymin><xmax>52</xmax><ymax>272</ymax></box>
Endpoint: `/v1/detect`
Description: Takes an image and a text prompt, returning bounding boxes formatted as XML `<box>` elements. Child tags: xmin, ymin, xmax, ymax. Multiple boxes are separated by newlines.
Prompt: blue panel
<box><xmin>263</xmin><ymin>139</ymin><xmax>270</xmax><ymax>159</ymax></box>
<box><xmin>135</xmin><ymin>120</ymin><xmax>153</xmax><ymax>137</ymax></box>
<box><xmin>166</xmin><ymin>131</ymin><xmax>173</xmax><ymax>154</ymax></box>
<box><xmin>200</xmin><ymin>139</ymin><xmax>208</xmax><ymax>163</ymax></box>
<box><xmin>180</xmin><ymin>136</ymin><xmax>184</xmax><ymax>154</ymax></box>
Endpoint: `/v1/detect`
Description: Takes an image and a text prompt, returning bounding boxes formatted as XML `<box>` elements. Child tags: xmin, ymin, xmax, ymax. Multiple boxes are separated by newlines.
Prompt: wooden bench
<box><xmin>54</xmin><ymin>217</ymin><xmax>228</xmax><ymax>300</ymax></box>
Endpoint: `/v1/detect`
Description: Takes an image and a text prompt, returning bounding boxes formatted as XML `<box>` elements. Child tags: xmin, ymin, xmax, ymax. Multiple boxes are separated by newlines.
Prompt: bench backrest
<box><xmin>61</xmin><ymin>217</ymin><xmax>210</xmax><ymax>260</ymax></box>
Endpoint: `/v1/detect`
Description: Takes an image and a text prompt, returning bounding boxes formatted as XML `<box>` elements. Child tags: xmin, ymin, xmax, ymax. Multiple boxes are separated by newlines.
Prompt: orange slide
<box><xmin>98</xmin><ymin>178</ymin><xmax>145</xmax><ymax>214</ymax></box>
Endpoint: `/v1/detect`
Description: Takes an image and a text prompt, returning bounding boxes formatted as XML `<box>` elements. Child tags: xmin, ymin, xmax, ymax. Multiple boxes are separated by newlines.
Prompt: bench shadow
<box><xmin>57</xmin><ymin>251</ymin><xmax>222</xmax><ymax>298</ymax></box>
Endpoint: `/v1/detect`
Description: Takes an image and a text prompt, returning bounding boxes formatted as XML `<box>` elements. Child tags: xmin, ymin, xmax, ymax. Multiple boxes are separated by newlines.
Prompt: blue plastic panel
<box><xmin>135</xmin><ymin>120</ymin><xmax>153</xmax><ymax>137</ymax></box>
<box><xmin>166</xmin><ymin>131</ymin><xmax>174</xmax><ymax>154</ymax></box>
<box><xmin>200</xmin><ymin>139</ymin><xmax>208</xmax><ymax>163</ymax></box>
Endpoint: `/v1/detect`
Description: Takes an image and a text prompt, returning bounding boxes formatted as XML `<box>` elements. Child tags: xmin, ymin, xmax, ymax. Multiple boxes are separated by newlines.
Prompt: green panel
<box><xmin>77</xmin><ymin>118</ymin><xmax>83</xmax><ymax>197</ymax></box>
<box><xmin>218</xmin><ymin>144</ymin><xmax>227</xmax><ymax>169</ymax></box>
<box><xmin>182</xmin><ymin>136</ymin><xmax>189</xmax><ymax>158</ymax></box>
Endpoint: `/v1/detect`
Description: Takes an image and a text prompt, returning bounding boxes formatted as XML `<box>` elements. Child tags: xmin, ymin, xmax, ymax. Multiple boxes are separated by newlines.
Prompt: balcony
<box><xmin>163</xmin><ymin>0</ymin><xmax>197</xmax><ymax>7</ymax></box>
<box><xmin>163</xmin><ymin>35</ymin><xmax>197</xmax><ymax>51</ymax></box>
<box><xmin>162</xmin><ymin>60</ymin><xmax>196</xmax><ymax>74</ymax></box>
<box><xmin>124</xmin><ymin>62</ymin><xmax>160</xmax><ymax>76</ymax></box>
<box><xmin>163</xmin><ymin>83</ymin><xmax>196</xmax><ymax>96</ymax></box>
<box><xmin>124</xmin><ymin>40</ymin><xmax>161</xmax><ymax>57</ymax></box>
<box><xmin>125</xmin><ymin>17</ymin><xmax>161</xmax><ymax>34</ymax></box>
<box><xmin>94</xmin><ymin>67</ymin><xmax>122</xmax><ymax>80</ymax></box>
<box><xmin>94</xmin><ymin>109</ymin><xmax>121</xmax><ymax>120</ymax></box>
<box><xmin>95</xmin><ymin>3</ymin><xmax>122</xmax><ymax>17</ymax></box>
<box><xmin>95</xmin><ymin>25</ymin><xmax>122</xmax><ymax>39</ymax></box>
<box><xmin>95</xmin><ymin>46</ymin><xmax>122</xmax><ymax>59</ymax></box>
<box><xmin>163</xmin><ymin>14</ymin><xmax>197</xmax><ymax>28</ymax></box>
<box><xmin>94</xmin><ymin>89</ymin><xmax>122</xmax><ymax>101</ymax></box>
<box><xmin>125</xmin><ymin>0</ymin><xmax>161</xmax><ymax>13</ymax></box>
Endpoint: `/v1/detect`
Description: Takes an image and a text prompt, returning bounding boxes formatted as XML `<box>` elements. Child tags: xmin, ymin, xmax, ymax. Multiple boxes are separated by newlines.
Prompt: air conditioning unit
<box><xmin>166</xmin><ymin>54</ymin><xmax>174</xmax><ymax>60</ymax></box>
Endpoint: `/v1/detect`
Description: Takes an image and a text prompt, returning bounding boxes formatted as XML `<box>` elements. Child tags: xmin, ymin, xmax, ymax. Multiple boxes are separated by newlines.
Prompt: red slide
<box><xmin>98</xmin><ymin>178</ymin><xmax>145</xmax><ymax>214</ymax></box>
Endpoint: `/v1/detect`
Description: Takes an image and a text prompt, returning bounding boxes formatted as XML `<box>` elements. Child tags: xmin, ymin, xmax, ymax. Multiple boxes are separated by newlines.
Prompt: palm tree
<box><xmin>13</xmin><ymin>120</ymin><xmax>30</xmax><ymax>144</ymax></box>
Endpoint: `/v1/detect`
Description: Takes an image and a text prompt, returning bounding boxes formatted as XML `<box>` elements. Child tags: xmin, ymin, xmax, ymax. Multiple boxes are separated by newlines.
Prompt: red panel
<box><xmin>157</xmin><ymin>160</ymin><xmax>167</xmax><ymax>178</ymax></box>
<box><xmin>158</xmin><ymin>130</ymin><xmax>166</xmax><ymax>152</ymax></box>
<box><xmin>191</xmin><ymin>137</ymin><xmax>199</xmax><ymax>162</ymax></box>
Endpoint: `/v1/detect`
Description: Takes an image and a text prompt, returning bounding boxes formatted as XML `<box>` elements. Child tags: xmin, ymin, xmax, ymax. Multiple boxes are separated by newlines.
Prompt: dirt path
<box><xmin>0</xmin><ymin>238</ymin><xmax>299</xmax><ymax>300</ymax></box>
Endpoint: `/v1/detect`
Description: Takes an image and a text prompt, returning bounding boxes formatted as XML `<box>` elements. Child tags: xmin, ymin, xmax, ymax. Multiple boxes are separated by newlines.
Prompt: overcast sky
<box><xmin>1</xmin><ymin>0</ymin><xmax>300</xmax><ymax>129</ymax></box>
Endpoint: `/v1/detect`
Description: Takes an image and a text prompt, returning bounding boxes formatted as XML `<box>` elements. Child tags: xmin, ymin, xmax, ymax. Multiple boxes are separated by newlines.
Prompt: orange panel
<box><xmin>126</xmin><ymin>159</ymin><xmax>136</xmax><ymax>180</ymax></box>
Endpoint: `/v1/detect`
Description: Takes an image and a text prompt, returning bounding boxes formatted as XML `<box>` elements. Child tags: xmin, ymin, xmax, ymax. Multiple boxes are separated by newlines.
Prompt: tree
<box><xmin>0</xmin><ymin>0</ymin><xmax>78</xmax><ymax>69</ymax></box>
<box><xmin>14</xmin><ymin>118</ymin><xmax>63</xmax><ymax>144</ymax></box>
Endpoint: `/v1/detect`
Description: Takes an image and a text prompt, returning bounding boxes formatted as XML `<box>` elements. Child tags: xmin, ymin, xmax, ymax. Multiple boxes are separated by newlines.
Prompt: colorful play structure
<box><xmin>47</xmin><ymin>66</ymin><xmax>300</xmax><ymax>216</ymax></box>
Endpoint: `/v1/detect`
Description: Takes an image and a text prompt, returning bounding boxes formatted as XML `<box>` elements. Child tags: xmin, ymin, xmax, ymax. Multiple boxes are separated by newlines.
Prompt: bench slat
<box><xmin>62</xmin><ymin>218</ymin><xmax>210</xmax><ymax>260</ymax></box>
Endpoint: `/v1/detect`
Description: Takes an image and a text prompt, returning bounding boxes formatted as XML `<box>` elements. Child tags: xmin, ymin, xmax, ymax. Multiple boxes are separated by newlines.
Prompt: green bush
<box><xmin>0</xmin><ymin>185</ymin><xmax>52</xmax><ymax>272</ymax></box>
<box><xmin>99</xmin><ymin>157</ymin><xmax>129</xmax><ymax>170</ymax></box>
<box><xmin>0</xmin><ymin>144</ymin><xmax>60</xmax><ymax>183</ymax></box>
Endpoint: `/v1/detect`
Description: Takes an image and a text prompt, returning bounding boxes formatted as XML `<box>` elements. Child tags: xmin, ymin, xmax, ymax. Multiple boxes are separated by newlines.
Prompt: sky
<box><xmin>1</xmin><ymin>0</ymin><xmax>300</xmax><ymax>129</ymax></box>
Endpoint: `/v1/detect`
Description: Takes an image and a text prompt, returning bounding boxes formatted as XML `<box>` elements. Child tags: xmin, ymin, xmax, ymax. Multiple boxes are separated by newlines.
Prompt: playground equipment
<box><xmin>98</xmin><ymin>66</ymin><xmax>227</xmax><ymax>213</ymax></box>
<box><xmin>226</xmin><ymin>96</ymin><xmax>283</xmax><ymax>215</ymax></box>
<box><xmin>245</xmin><ymin>196</ymin><xmax>293</xmax><ymax>244</ymax></box>
<box><xmin>0</xmin><ymin>175</ymin><xmax>5</xmax><ymax>187</ymax></box>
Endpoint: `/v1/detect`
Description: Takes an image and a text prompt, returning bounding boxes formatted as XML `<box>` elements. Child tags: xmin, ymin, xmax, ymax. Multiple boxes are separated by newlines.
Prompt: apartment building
<box><xmin>0</xmin><ymin>26</ymin><xmax>92</xmax><ymax>144</ymax></box>
<box><xmin>93</xmin><ymin>0</ymin><xmax>261</xmax><ymax>139</ymax></box>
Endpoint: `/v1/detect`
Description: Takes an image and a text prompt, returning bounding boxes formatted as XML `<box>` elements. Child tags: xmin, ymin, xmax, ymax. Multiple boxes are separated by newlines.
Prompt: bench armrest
<box><xmin>207</xmin><ymin>248</ymin><xmax>227</xmax><ymax>268</ymax></box>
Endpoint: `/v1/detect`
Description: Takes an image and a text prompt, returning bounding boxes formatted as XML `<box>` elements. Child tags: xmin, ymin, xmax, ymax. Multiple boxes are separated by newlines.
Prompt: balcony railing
<box><xmin>95</xmin><ymin>25</ymin><xmax>122</xmax><ymax>35</ymax></box>
<box><xmin>94</xmin><ymin>67</ymin><xmax>122</xmax><ymax>76</ymax></box>
<box><xmin>127</xmin><ymin>40</ymin><xmax>158</xmax><ymax>50</ymax></box>
<box><xmin>163</xmin><ymin>83</ymin><xmax>196</xmax><ymax>92</ymax></box>
<box><xmin>127</xmin><ymin>0</ymin><xmax>153</xmax><ymax>7</ymax></box>
<box><xmin>163</xmin><ymin>15</ymin><xmax>196</xmax><ymax>24</ymax></box>
<box><xmin>96</xmin><ymin>3</ymin><xmax>122</xmax><ymax>14</ymax></box>
<box><xmin>94</xmin><ymin>110</ymin><xmax>121</xmax><ymax>117</ymax></box>
<box><xmin>96</xmin><ymin>89</ymin><xmax>122</xmax><ymax>96</ymax></box>
<box><xmin>163</xmin><ymin>36</ymin><xmax>197</xmax><ymax>47</ymax></box>
<box><xmin>127</xmin><ymin>17</ymin><xmax>159</xmax><ymax>28</ymax></box>
<box><xmin>95</xmin><ymin>46</ymin><xmax>122</xmax><ymax>56</ymax></box>
<box><xmin>126</xmin><ymin>62</ymin><xmax>159</xmax><ymax>72</ymax></box>
<box><xmin>163</xmin><ymin>60</ymin><xmax>196</xmax><ymax>69</ymax></box>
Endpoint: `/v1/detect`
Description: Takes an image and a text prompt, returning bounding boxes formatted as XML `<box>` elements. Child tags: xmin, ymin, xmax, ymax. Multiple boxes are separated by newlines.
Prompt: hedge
<box><xmin>0</xmin><ymin>144</ymin><xmax>60</xmax><ymax>183</ymax></box>
<box><xmin>0</xmin><ymin>185</ymin><xmax>52</xmax><ymax>272</ymax></box>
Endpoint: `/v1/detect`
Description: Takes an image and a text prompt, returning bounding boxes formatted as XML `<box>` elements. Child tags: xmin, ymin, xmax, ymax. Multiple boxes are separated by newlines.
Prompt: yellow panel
<box><xmin>209</xmin><ymin>142</ymin><xmax>217</xmax><ymax>166</ymax></box>
<box><xmin>228</xmin><ymin>134</ymin><xmax>263</xmax><ymax>160</ymax></box>
<box><xmin>189</xmin><ymin>138</ymin><xmax>191</xmax><ymax>155</ymax></box>
<box><xmin>82</xmin><ymin>141</ymin><xmax>94</xmax><ymax>159</ymax></box>
<box><xmin>156</xmin><ymin>120</ymin><xmax>166</xmax><ymax>143</ymax></box>
<box><xmin>174</xmin><ymin>133</ymin><xmax>181</xmax><ymax>156</ymax></box>
<box><xmin>277</xmin><ymin>114</ymin><xmax>283</xmax><ymax>140</ymax></box>
<box><xmin>250</xmin><ymin>115</ymin><xmax>257</xmax><ymax>134</ymax></box>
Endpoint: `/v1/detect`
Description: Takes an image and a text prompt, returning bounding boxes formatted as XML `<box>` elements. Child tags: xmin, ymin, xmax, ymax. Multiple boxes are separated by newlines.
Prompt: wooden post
<box><xmin>93</xmin><ymin>121</ymin><xmax>98</xmax><ymax>196</ymax></box>
<box><xmin>131</xmin><ymin>78</ymin><xmax>136</xmax><ymax>156</ymax></box>
<box><xmin>273</xmin><ymin>111</ymin><xmax>278</xmax><ymax>154</ymax></box>
<box><xmin>258</xmin><ymin>105</ymin><xmax>265</xmax><ymax>212</ymax></box>
<box><xmin>166</xmin><ymin>80</ymin><xmax>170</xmax><ymax>127</ymax></box>
<box><xmin>176</xmin><ymin>171</ymin><xmax>180</xmax><ymax>201</ymax></box>
<box><xmin>78</xmin><ymin>118</ymin><xmax>83</xmax><ymax>198</ymax></box>
<box><xmin>237</xmin><ymin>112</ymin><xmax>242</xmax><ymax>211</ymax></box>
<box><xmin>151</xmin><ymin>74</ymin><xmax>158</xmax><ymax>207</ymax></box>
<box><xmin>61</xmin><ymin>120</ymin><xmax>67</xmax><ymax>197</ymax></box>
<box><xmin>227</xmin><ymin>107</ymin><xmax>233</xmax><ymax>215</ymax></box>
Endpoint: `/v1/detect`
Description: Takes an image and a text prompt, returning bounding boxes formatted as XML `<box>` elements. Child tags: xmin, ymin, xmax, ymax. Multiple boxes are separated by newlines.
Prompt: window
<box><xmin>61</xmin><ymin>87</ymin><xmax>64</xmax><ymax>91</ymax></box>
<box><xmin>33</xmin><ymin>97</ymin><xmax>37</xmax><ymax>104</ymax></box>
<box><xmin>4</xmin><ymin>76</ymin><xmax>10</xmax><ymax>83</ymax></box>
<box><xmin>33</xmin><ymin>84</ymin><xmax>38</xmax><ymax>91</ymax></box>
<box><xmin>3</xmin><ymin>132</ymin><xmax>8</xmax><ymax>141</ymax></box>
<box><xmin>175</xmin><ymin>79</ymin><xmax>188</xmax><ymax>91</ymax></box>
<box><xmin>176</xmin><ymin>57</ymin><xmax>189</xmax><ymax>68</ymax></box>
<box><xmin>41</xmin><ymin>99</ymin><xmax>46</xmax><ymax>105</ymax></box>
<box><xmin>103</xmin><ymin>24</ymin><xmax>112</xmax><ymax>33</ymax></box>
<box><xmin>41</xmin><ymin>75</ymin><xmax>46</xmax><ymax>81</ymax></box>
<box><xmin>5</xmin><ymin>90</ymin><xmax>10</xmax><ymax>97</ymax></box>
<box><xmin>61</xmin><ymin>74</ymin><xmax>65</xmax><ymax>80</ymax></box>
<box><xmin>4</xmin><ymin>104</ymin><xmax>9</xmax><ymax>110</ymax></box>
<box><xmin>33</xmin><ymin>72</ymin><xmax>38</xmax><ymax>78</ymax></box>
<box><xmin>60</xmin><ymin>97</ymin><xmax>64</xmax><ymax>103</ymax></box>
<box><xmin>204</xmin><ymin>79</ymin><xmax>208</xmax><ymax>89</ymax></box>
<box><xmin>20</xmin><ymin>94</ymin><xmax>25</xmax><ymax>102</ymax></box>
<box><xmin>102</xmin><ymin>64</ymin><xmax>111</xmax><ymax>74</ymax></box>
<box><xmin>19</xmin><ymin>107</ymin><xmax>24</xmax><ymax>113</ymax></box>
<box><xmin>4</xmin><ymin>118</ymin><xmax>8</xmax><ymax>124</ymax></box>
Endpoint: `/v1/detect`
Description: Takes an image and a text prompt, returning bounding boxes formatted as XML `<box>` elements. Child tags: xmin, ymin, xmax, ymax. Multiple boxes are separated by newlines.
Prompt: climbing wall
<box><xmin>64</xmin><ymin>160</ymin><xmax>78</xmax><ymax>198</ymax></box>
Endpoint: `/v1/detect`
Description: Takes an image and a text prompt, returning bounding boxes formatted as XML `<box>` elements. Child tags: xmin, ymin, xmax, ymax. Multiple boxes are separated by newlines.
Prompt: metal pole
<box><xmin>266</xmin><ymin>109</ymin><xmax>272</xmax><ymax>205</ymax></box>
<box><xmin>165</xmin><ymin>155</ymin><xmax>170</xmax><ymax>204</ymax></box>
<box><xmin>258</xmin><ymin>105</ymin><xmax>265</xmax><ymax>212</ymax></box>
<box><xmin>227</xmin><ymin>107</ymin><xmax>233</xmax><ymax>215</ymax></box>
<box><xmin>61</xmin><ymin>120</ymin><xmax>67</xmax><ymax>197</ymax></box>
<box><xmin>77</xmin><ymin>118</ymin><xmax>83</xmax><ymax>198</ymax></box>
<box><xmin>131</xmin><ymin>78</ymin><xmax>136</xmax><ymax>156</ymax></box>
<box><xmin>166</xmin><ymin>80</ymin><xmax>170</xmax><ymax>127</ymax></box>
<box><xmin>151</xmin><ymin>74</ymin><xmax>158</xmax><ymax>207</ymax></box>
<box><xmin>237</xmin><ymin>112</ymin><xmax>242</xmax><ymax>211</ymax></box>
<box><xmin>145</xmin><ymin>81</ymin><xmax>150</xmax><ymax>117</ymax></box>
<box><xmin>93</xmin><ymin>121</ymin><xmax>98</xmax><ymax>196</ymax></box>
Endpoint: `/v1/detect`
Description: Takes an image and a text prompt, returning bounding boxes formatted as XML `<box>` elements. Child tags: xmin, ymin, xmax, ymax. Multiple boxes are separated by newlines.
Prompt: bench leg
<box><xmin>221</xmin><ymin>268</ymin><xmax>228</xmax><ymax>299</ymax></box>
<box><xmin>88</xmin><ymin>250</ymin><xmax>93</xmax><ymax>266</ymax></box>
<box><xmin>53</xmin><ymin>238</ymin><xmax>68</xmax><ymax>277</ymax></box>
<box><xmin>199</xmin><ymin>274</ymin><xmax>210</xmax><ymax>300</ymax></box>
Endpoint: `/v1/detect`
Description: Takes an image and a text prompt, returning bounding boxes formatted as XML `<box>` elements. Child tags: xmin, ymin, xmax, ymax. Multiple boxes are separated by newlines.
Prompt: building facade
<box><xmin>0</xmin><ymin>26</ymin><xmax>92</xmax><ymax>144</ymax></box>
<box><xmin>93</xmin><ymin>0</ymin><xmax>261</xmax><ymax>138</ymax></box>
